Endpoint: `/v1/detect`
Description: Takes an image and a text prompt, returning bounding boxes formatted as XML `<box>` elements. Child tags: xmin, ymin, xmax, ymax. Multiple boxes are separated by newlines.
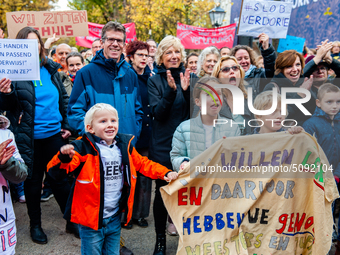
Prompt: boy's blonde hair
<box><xmin>84</xmin><ymin>103</ymin><xmax>119</xmax><ymax>132</ymax></box>
<box><xmin>253</xmin><ymin>91</ymin><xmax>286</xmax><ymax>119</ymax></box>
<box><xmin>317</xmin><ymin>83</ymin><xmax>340</xmax><ymax>101</ymax></box>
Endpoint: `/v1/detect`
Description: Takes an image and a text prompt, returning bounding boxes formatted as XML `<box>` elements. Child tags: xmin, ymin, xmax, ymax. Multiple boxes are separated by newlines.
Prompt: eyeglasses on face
<box><xmin>135</xmin><ymin>53</ymin><xmax>150</xmax><ymax>58</ymax></box>
<box><xmin>103</xmin><ymin>37</ymin><xmax>124</xmax><ymax>45</ymax></box>
<box><xmin>219</xmin><ymin>65</ymin><xmax>240</xmax><ymax>74</ymax></box>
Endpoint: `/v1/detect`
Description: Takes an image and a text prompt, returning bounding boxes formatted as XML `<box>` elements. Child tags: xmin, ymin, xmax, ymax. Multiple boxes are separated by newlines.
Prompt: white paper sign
<box><xmin>237</xmin><ymin>0</ymin><xmax>293</xmax><ymax>39</ymax></box>
<box><xmin>0</xmin><ymin>39</ymin><xmax>40</xmax><ymax>81</ymax></box>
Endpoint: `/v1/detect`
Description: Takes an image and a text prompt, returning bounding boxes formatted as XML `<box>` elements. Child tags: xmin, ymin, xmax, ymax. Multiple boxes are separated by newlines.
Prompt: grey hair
<box><xmin>196</xmin><ymin>46</ymin><xmax>221</xmax><ymax>77</ymax></box>
<box><xmin>155</xmin><ymin>35</ymin><xmax>186</xmax><ymax>66</ymax></box>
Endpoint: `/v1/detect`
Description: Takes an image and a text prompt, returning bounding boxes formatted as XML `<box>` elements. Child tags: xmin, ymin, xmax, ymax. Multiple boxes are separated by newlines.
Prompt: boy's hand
<box><xmin>164</xmin><ymin>171</ymin><xmax>179</xmax><ymax>182</ymax></box>
<box><xmin>0</xmin><ymin>139</ymin><xmax>15</xmax><ymax>165</ymax></box>
<box><xmin>60</xmin><ymin>144</ymin><xmax>75</xmax><ymax>158</ymax></box>
<box><xmin>288</xmin><ymin>126</ymin><xmax>304</xmax><ymax>134</ymax></box>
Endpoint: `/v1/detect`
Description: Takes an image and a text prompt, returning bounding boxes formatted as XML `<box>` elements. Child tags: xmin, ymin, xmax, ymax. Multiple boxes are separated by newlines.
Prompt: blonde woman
<box><xmin>196</xmin><ymin>46</ymin><xmax>220</xmax><ymax>77</ymax></box>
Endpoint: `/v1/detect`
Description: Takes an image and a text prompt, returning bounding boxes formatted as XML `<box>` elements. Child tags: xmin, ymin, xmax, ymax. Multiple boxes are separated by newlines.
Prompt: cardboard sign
<box><xmin>277</xmin><ymin>35</ymin><xmax>306</xmax><ymax>53</ymax></box>
<box><xmin>161</xmin><ymin>132</ymin><xmax>338</xmax><ymax>254</ymax></box>
<box><xmin>176</xmin><ymin>23</ymin><xmax>236</xmax><ymax>50</ymax></box>
<box><xmin>6</xmin><ymin>10</ymin><xmax>88</xmax><ymax>38</ymax></box>
<box><xmin>237</xmin><ymin>0</ymin><xmax>293</xmax><ymax>38</ymax></box>
<box><xmin>0</xmin><ymin>39</ymin><xmax>40</xmax><ymax>81</ymax></box>
<box><xmin>75</xmin><ymin>22</ymin><xmax>137</xmax><ymax>48</ymax></box>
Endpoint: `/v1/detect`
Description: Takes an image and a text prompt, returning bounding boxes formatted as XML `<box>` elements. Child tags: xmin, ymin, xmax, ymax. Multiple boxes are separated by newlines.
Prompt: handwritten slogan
<box><xmin>176</xmin><ymin>23</ymin><xmax>236</xmax><ymax>50</ymax></box>
<box><xmin>277</xmin><ymin>35</ymin><xmax>306</xmax><ymax>53</ymax></box>
<box><xmin>237</xmin><ymin>0</ymin><xmax>293</xmax><ymax>38</ymax></box>
<box><xmin>0</xmin><ymin>39</ymin><xmax>40</xmax><ymax>81</ymax></box>
<box><xmin>6</xmin><ymin>10</ymin><xmax>88</xmax><ymax>38</ymax></box>
<box><xmin>161</xmin><ymin>132</ymin><xmax>338</xmax><ymax>254</ymax></box>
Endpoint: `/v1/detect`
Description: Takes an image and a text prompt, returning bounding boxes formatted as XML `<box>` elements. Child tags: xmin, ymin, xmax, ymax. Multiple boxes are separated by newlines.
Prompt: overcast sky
<box><xmin>54</xmin><ymin>0</ymin><xmax>71</xmax><ymax>11</ymax></box>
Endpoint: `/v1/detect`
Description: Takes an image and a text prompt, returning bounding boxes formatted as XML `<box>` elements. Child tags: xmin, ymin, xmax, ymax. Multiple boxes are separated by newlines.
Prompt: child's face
<box><xmin>258</xmin><ymin>105</ymin><xmax>285</xmax><ymax>133</ymax></box>
<box><xmin>87</xmin><ymin>109</ymin><xmax>119</xmax><ymax>145</ymax></box>
<box><xmin>316</xmin><ymin>92</ymin><xmax>340</xmax><ymax>119</ymax></box>
<box><xmin>195</xmin><ymin>84</ymin><xmax>222</xmax><ymax>118</ymax></box>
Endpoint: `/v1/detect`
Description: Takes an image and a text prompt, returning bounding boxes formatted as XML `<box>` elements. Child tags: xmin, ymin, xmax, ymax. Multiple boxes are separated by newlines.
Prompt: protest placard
<box><xmin>75</xmin><ymin>22</ymin><xmax>137</xmax><ymax>48</ymax></box>
<box><xmin>6</xmin><ymin>10</ymin><xmax>88</xmax><ymax>38</ymax></box>
<box><xmin>277</xmin><ymin>35</ymin><xmax>306</xmax><ymax>53</ymax></box>
<box><xmin>237</xmin><ymin>0</ymin><xmax>293</xmax><ymax>38</ymax></box>
<box><xmin>161</xmin><ymin>132</ymin><xmax>338</xmax><ymax>254</ymax></box>
<box><xmin>0</xmin><ymin>39</ymin><xmax>40</xmax><ymax>81</ymax></box>
<box><xmin>176</xmin><ymin>23</ymin><xmax>236</xmax><ymax>49</ymax></box>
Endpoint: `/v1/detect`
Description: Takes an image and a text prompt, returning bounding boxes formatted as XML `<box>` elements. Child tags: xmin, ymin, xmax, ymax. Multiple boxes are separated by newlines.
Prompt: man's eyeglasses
<box><xmin>103</xmin><ymin>37</ymin><xmax>124</xmax><ymax>45</ymax></box>
<box><xmin>314</xmin><ymin>66</ymin><xmax>327</xmax><ymax>72</ymax></box>
<box><xmin>219</xmin><ymin>65</ymin><xmax>240</xmax><ymax>74</ymax></box>
<box><xmin>135</xmin><ymin>53</ymin><xmax>150</xmax><ymax>58</ymax></box>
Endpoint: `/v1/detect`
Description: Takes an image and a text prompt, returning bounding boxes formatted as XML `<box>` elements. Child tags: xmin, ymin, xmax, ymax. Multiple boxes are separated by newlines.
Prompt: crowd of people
<box><xmin>0</xmin><ymin>21</ymin><xmax>339</xmax><ymax>255</ymax></box>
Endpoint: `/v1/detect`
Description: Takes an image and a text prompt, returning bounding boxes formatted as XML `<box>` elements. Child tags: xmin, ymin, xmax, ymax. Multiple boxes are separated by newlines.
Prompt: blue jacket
<box><xmin>67</xmin><ymin>49</ymin><xmax>143</xmax><ymax>145</ymax></box>
<box><xmin>303</xmin><ymin>107</ymin><xmax>340</xmax><ymax>177</ymax></box>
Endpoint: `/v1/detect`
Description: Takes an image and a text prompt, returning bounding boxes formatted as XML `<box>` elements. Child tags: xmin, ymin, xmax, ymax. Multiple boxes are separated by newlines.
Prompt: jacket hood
<box><xmin>313</xmin><ymin>106</ymin><xmax>340</xmax><ymax>121</ymax></box>
<box><xmin>44</xmin><ymin>58</ymin><xmax>62</xmax><ymax>77</ymax></box>
<box><xmin>271</xmin><ymin>73</ymin><xmax>304</xmax><ymax>88</ymax></box>
<box><xmin>91</xmin><ymin>49</ymin><xmax>127</xmax><ymax>75</ymax></box>
<box><xmin>0</xmin><ymin>115</ymin><xmax>10</xmax><ymax>129</ymax></box>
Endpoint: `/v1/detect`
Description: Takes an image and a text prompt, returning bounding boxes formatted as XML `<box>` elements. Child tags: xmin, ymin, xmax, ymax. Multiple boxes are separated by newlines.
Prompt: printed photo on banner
<box><xmin>237</xmin><ymin>0</ymin><xmax>293</xmax><ymax>38</ymax></box>
<box><xmin>0</xmin><ymin>39</ymin><xmax>40</xmax><ymax>81</ymax></box>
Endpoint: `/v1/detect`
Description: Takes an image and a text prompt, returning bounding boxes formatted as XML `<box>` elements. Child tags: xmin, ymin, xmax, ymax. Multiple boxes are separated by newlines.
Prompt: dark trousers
<box><xmin>153</xmin><ymin>179</ymin><xmax>168</xmax><ymax>235</ymax></box>
<box><xmin>24</xmin><ymin>132</ymin><xmax>71</xmax><ymax>227</ymax></box>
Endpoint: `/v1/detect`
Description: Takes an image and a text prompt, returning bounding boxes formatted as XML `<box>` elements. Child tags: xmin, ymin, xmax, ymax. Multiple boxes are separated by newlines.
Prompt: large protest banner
<box><xmin>237</xmin><ymin>0</ymin><xmax>293</xmax><ymax>38</ymax></box>
<box><xmin>6</xmin><ymin>10</ymin><xmax>88</xmax><ymax>39</ymax></box>
<box><xmin>161</xmin><ymin>132</ymin><xmax>338</xmax><ymax>254</ymax></box>
<box><xmin>0</xmin><ymin>39</ymin><xmax>40</xmax><ymax>81</ymax></box>
<box><xmin>75</xmin><ymin>22</ymin><xmax>137</xmax><ymax>48</ymax></box>
<box><xmin>176</xmin><ymin>23</ymin><xmax>236</xmax><ymax>50</ymax></box>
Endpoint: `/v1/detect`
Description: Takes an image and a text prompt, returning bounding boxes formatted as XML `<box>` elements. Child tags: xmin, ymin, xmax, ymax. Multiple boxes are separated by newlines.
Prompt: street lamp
<box><xmin>209</xmin><ymin>3</ymin><xmax>226</xmax><ymax>28</ymax></box>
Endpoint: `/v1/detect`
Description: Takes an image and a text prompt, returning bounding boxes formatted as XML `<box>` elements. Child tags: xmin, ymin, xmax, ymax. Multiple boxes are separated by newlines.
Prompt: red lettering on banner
<box><xmin>276</xmin><ymin>213</ymin><xmax>314</xmax><ymax>234</ymax></box>
<box><xmin>65</xmin><ymin>25</ymin><xmax>73</xmax><ymax>36</ymax></box>
<box><xmin>27</xmin><ymin>14</ymin><xmax>35</xmax><ymax>26</ymax></box>
<box><xmin>43</xmin><ymin>13</ymin><xmax>54</xmax><ymax>25</ymax></box>
<box><xmin>7</xmin><ymin>227</ymin><xmax>16</xmax><ymax>247</ymax></box>
<box><xmin>41</xmin><ymin>27</ymin><xmax>51</xmax><ymax>37</ymax></box>
<box><xmin>11</xmin><ymin>14</ymin><xmax>25</xmax><ymax>24</ymax></box>
<box><xmin>189</xmin><ymin>187</ymin><xmax>203</xmax><ymax>205</ymax></box>
<box><xmin>178</xmin><ymin>188</ymin><xmax>188</xmax><ymax>205</ymax></box>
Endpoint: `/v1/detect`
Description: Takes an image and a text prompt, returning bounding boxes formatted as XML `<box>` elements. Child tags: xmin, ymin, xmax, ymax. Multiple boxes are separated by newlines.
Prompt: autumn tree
<box><xmin>0</xmin><ymin>0</ymin><xmax>57</xmax><ymax>35</ymax></box>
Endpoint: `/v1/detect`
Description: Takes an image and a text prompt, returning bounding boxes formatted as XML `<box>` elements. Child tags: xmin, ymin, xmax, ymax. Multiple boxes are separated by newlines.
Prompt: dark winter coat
<box><xmin>0</xmin><ymin>59</ymin><xmax>71</xmax><ymax>178</ymax></box>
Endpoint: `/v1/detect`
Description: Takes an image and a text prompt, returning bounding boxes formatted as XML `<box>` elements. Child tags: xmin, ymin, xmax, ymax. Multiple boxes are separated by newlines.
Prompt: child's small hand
<box><xmin>288</xmin><ymin>126</ymin><xmax>304</xmax><ymax>134</ymax></box>
<box><xmin>180</xmin><ymin>161</ymin><xmax>189</xmax><ymax>170</ymax></box>
<box><xmin>60</xmin><ymin>144</ymin><xmax>75</xmax><ymax>158</ymax></box>
<box><xmin>164</xmin><ymin>171</ymin><xmax>179</xmax><ymax>182</ymax></box>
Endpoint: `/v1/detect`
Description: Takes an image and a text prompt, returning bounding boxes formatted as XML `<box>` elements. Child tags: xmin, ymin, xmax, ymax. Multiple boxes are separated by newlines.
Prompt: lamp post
<box><xmin>209</xmin><ymin>3</ymin><xmax>226</xmax><ymax>28</ymax></box>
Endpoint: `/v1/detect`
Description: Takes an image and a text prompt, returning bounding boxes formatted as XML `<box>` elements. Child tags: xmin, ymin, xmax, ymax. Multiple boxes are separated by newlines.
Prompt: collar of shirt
<box><xmin>93</xmin><ymin>135</ymin><xmax>116</xmax><ymax>148</ymax></box>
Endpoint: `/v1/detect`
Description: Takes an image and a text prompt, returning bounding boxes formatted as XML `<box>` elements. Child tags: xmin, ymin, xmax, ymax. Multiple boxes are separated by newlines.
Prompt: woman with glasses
<box><xmin>122</xmin><ymin>40</ymin><xmax>153</xmax><ymax>229</ymax></box>
<box><xmin>211</xmin><ymin>56</ymin><xmax>253</xmax><ymax>135</ymax></box>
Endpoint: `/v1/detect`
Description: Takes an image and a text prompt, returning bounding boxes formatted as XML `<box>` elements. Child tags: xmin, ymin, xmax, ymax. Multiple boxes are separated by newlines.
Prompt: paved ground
<box><xmin>13</xmin><ymin>182</ymin><xmax>179</xmax><ymax>255</ymax></box>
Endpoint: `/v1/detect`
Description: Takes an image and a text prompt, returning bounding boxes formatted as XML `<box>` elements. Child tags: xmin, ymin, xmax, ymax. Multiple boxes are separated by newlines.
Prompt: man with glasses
<box><xmin>146</xmin><ymin>39</ymin><xmax>158</xmax><ymax>74</ymax></box>
<box><xmin>68</xmin><ymin>21</ymin><xmax>143</xmax><ymax>146</ymax></box>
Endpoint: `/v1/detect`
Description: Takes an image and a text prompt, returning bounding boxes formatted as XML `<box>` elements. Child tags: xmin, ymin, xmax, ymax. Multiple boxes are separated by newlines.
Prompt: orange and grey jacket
<box><xmin>47</xmin><ymin>132</ymin><xmax>171</xmax><ymax>230</ymax></box>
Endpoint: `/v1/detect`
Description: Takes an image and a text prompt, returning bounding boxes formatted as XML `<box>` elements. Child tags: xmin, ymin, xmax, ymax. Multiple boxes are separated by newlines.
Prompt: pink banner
<box><xmin>176</xmin><ymin>22</ymin><xmax>236</xmax><ymax>49</ymax></box>
<box><xmin>76</xmin><ymin>22</ymin><xmax>137</xmax><ymax>48</ymax></box>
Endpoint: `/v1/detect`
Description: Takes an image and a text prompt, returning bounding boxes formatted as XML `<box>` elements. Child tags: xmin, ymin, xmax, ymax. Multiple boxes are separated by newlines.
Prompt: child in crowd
<box><xmin>47</xmin><ymin>103</ymin><xmax>178</xmax><ymax>255</ymax></box>
<box><xmin>170</xmin><ymin>76</ymin><xmax>240</xmax><ymax>172</ymax></box>
<box><xmin>0</xmin><ymin>120</ymin><xmax>28</xmax><ymax>254</ymax></box>
<box><xmin>302</xmin><ymin>83</ymin><xmax>340</xmax><ymax>250</ymax></box>
<box><xmin>0</xmin><ymin>115</ymin><xmax>26</xmax><ymax>203</ymax></box>
<box><xmin>252</xmin><ymin>91</ymin><xmax>304</xmax><ymax>135</ymax></box>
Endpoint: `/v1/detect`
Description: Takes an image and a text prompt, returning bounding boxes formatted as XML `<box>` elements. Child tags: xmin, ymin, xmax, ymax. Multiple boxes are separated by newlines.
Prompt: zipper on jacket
<box><xmin>124</xmin><ymin>93</ymin><xmax>127</xmax><ymax>117</ymax></box>
<box><xmin>18</xmin><ymin>111</ymin><xmax>23</xmax><ymax>124</ymax></box>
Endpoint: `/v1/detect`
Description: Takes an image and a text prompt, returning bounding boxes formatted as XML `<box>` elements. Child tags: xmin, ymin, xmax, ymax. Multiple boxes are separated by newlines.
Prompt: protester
<box><xmin>170</xmin><ymin>76</ymin><xmax>240</xmax><ymax>172</ymax></box>
<box><xmin>196</xmin><ymin>46</ymin><xmax>220</xmax><ymax>77</ymax></box>
<box><xmin>56</xmin><ymin>43</ymin><xmax>72</xmax><ymax>72</ymax></box>
<box><xmin>220</xmin><ymin>46</ymin><xmax>231</xmax><ymax>56</ymax></box>
<box><xmin>184</xmin><ymin>52</ymin><xmax>198</xmax><ymax>74</ymax></box>
<box><xmin>256</xmin><ymin>55</ymin><xmax>264</xmax><ymax>69</ymax></box>
<box><xmin>263</xmin><ymin>50</ymin><xmax>314</xmax><ymax>125</ymax></box>
<box><xmin>332</xmin><ymin>41</ymin><xmax>340</xmax><ymax>60</ymax></box>
<box><xmin>147</xmin><ymin>35</ymin><xmax>190</xmax><ymax>255</ymax></box>
<box><xmin>47</xmin><ymin>103</ymin><xmax>178</xmax><ymax>255</ymax></box>
<box><xmin>147</xmin><ymin>39</ymin><xmax>158</xmax><ymax>74</ymax></box>
<box><xmin>0</xmin><ymin>26</ymin><xmax>77</xmax><ymax>244</ymax></box>
<box><xmin>80</xmin><ymin>49</ymin><xmax>87</xmax><ymax>58</ymax></box>
<box><xmin>230</xmin><ymin>33</ymin><xmax>276</xmax><ymax>97</ymax></box>
<box><xmin>67</xmin><ymin>21</ymin><xmax>143</xmax><ymax>146</ymax></box>
<box><xmin>91</xmin><ymin>38</ymin><xmax>102</xmax><ymax>56</ymax></box>
<box><xmin>0</xmin><ymin>138</ymin><xmax>28</xmax><ymax>255</ymax></box>
<box><xmin>124</xmin><ymin>40</ymin><xmax>153</xmax><ymax>229</ymax></box>
<box><xmin>59</xmin><ymin>52</ymin><xmax>85</xmax><ymax>96</ymax></box>
<box><xmin>211</xmin><ymin>56</ymin><xmax>253</xmax><ymax>135</ymax></box>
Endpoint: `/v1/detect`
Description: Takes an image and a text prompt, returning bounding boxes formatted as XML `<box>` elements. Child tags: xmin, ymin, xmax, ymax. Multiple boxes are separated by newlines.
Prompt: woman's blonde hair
<box><xmin>196</xmin><ymin>46</ymin><xmax>220</xmax><ymax>77</ymax></box>
<box><xmin>332</xmin><ymin>41</ymin><xmax>340</xmax><ymax>54</ymax></box>
<box><xmin>211</xmin><ymin>56</ymin><xmax>247</xmax><ymax>99</ymax></box>
<box><xmin>155</xmin><ymin>35</ymin><xmax>186</xmax><ymax>66</ymax></box>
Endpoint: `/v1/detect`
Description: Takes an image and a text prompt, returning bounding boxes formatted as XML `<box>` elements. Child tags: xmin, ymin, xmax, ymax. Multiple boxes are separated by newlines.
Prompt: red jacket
<box><xmin>47</xmin><ymin>133</ymin><xmax>171</xmax><ymax>230</ymax></box>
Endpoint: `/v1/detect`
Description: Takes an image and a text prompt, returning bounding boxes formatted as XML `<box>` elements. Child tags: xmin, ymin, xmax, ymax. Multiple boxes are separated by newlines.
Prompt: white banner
<box><xmin>0</xmin><ymin>39</ymin><xmax>40</xmax><ymax>81</ymax></box>
<box><xmin>237</xmin><ymin>0</ymin><xmax>293</xmax><ymax>39</ymax></box>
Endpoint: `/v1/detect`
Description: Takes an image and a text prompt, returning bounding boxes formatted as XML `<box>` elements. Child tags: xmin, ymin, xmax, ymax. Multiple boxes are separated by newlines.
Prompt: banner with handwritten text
<box><xmin>237</xmin><ymin>0</ymin><xmax>293</xmax><ymax>38</ymax></box>
<box><xmin>161</xmin><ymin>132</ymin><xmax>338</xmax><ymax>254</ymax></box>
<box><xmin>6</xmin><ymin>10</ymin><xmax>88</xmax><ymax>38</ymax></box>
<box><xmin>176</xmin><ymin>23</ymin><xmax>236</xmax><ymax>50</ymax></box>
<box><xmin>277</xmin><ymin>35</ymin><xmax>306</xmax><ymax>53</ymax></box>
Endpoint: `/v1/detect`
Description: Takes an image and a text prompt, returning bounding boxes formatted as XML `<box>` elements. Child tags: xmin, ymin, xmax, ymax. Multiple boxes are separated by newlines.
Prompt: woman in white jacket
<box><xmin>170</xmin><ymin>76</ymin><xmax>240</xmax><ymax>172</ymax></box>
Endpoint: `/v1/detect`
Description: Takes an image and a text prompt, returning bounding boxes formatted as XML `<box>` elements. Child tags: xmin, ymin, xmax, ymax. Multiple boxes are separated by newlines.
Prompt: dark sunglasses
<box><xmin>219</xmin><ymin>65</ymin><xmax>240</xmax><ymax>74</ymax></box>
